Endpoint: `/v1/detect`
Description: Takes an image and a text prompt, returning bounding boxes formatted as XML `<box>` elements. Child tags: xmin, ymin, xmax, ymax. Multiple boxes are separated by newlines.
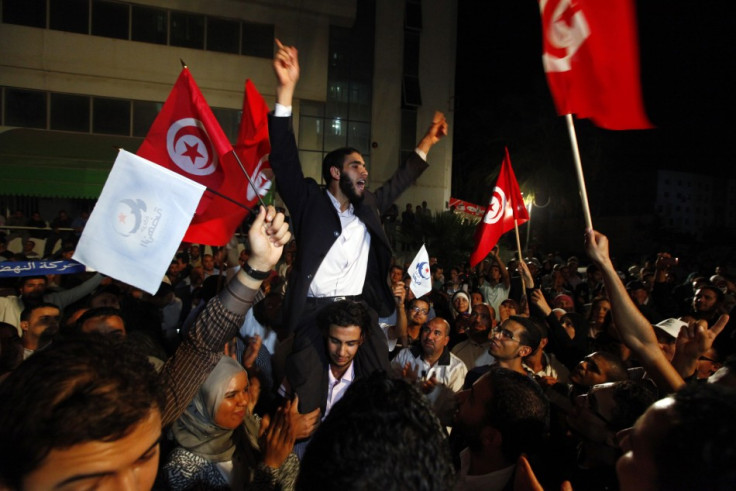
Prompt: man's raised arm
<box><xmin>274</xmin><ymin>39</ymin><xmax>299</xmax><ymax>111</ymax></box>
<box><xmin>585</xmin><ymin>230</ymin><xmax>685</xmax><ymax>392</ymax></box>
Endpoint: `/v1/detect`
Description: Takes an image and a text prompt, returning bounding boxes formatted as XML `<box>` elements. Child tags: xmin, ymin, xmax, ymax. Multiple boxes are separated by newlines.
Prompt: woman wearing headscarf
<box><xmin>164</xmin><ymin>355</ymin><xmax>298</xmax><ymax>490</ymax></box>
<box><xmin>448</xmin><ymin>291</ymin><xmax>473</xmax><ymax>349</ymax></box>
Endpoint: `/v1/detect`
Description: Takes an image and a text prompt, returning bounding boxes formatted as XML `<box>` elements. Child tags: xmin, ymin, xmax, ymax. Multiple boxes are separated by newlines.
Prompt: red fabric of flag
<box><xmin>540</xmin><ymin>0</ymin><xmax>653</xmax><ymax>130</ymax></box>
<box><xmin>235</xmin><ymin>80</ymin><xmax>273</xmax><ymax>209</ymax></box>
<box><xmin>469</xmin><ymin>148</ymin><xmax>529</xmax><ymax>267</ymax></box>
<box><xmin>137</xmin><ymin>68</ymin><xmax>248</xmax><ymax>245</ymax></box>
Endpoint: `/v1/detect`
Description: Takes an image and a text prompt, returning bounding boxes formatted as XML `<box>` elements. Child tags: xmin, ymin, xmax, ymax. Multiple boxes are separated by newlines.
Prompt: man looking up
<box><xmin>271</xmin><ymin>40</ymin><xmax>448</xmax><ymax>412</ymax></box>
<box><xmin>453</xmin><ymin>367</ymin><xmax>549</xmax><ymax>491</ymax></box>
<box><xmin>392</xmin><ymin>317</ymin><xmax>467</xmax><ymax>391</ymax></box>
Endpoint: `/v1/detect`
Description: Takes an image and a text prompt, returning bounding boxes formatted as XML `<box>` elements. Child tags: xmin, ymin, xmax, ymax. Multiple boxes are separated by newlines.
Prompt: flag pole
<box><xmin>565</xmin><ymin>114</ymin><xmax>594</xmax><ymax>231</ymax></box>
<box><xmin>514</xmin><ymin>218</ymin><xmax>526</xmax><ymax>293</ymax></box>
<box><xmin>228</xmin><ymin>150</ymin><xmax>268</xmax><ymax>210</ymax></box>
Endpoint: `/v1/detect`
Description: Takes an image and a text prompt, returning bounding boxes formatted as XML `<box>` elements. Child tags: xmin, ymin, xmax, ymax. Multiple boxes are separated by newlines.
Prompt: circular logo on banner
<box><xmin>412</xmin><ymin>261</ymin><xmax>431</xmax><ymax>287</ymax></box>
<box><xmin>246</xmin><ymin>154</ymin><xmax>273</xmax><ymax>201</ymax></box>
<box><xmin>166</xmin><ymin>118</ymin><xmax>218</xmax><ymax>176</ymax></box>
<box><xmin>114</xmin><ymin>199</ymin><xmax>147</xmax><ymax>237</ymax></box>
<box><xmin>541</xmin><ymin>0</ymin><xmax>590</xmax><ymax>72</ymax></box>
<box><xmin>483</xmin><ymin>187</ymin><xmax>506</xmax><ymax>225</ymax></box>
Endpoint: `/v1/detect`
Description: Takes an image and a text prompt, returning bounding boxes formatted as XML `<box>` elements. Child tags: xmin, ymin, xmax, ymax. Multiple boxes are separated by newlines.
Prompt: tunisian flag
<box><xmin>469</xmin><ymin>148</ymin><xmax>529</xmax><ymax>267</ymax></box>
<box><xmin>235</xmin><ymin>80</ymin><xmax>273</xmax><ymax>209</ymax></box>
<box><xmin>137</xmin><ymin>68</ymin><xmax>248</xmax><ymax>245</ymax></box>
<box><xmin>539</xmin><ymin>0</ymin><xmax>653</xmax><ymax>129</ymax></box>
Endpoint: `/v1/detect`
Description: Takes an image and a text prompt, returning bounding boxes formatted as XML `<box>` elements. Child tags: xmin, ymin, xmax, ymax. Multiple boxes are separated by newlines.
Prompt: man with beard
<box><xmin>271</xmin><ymin>40</ymin><xmax>448</xmax><ymax>412</ymax></box>
<box><xmin>392</xmin><ymin>317</ymin><xmax>467</xmax><ymax>392</ymax></box>
<box><xmin>452</xmin><ymin>304</ymin><xmax>496</xmax><ymax>370</ymax></box>
<box><xmin>453</xmin><ymin>367</ymin><xmax>549</xmax><ymax>491</ymax></box>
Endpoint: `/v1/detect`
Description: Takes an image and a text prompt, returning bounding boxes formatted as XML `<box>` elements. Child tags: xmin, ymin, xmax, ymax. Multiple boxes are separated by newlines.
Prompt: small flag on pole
<box><xmin>73</xmin><ymin>150</ymin><xmax>205</xmax><ymax>294</ymax></box>
<box><xmin>408</xmin><ymin>245</ymin><xmax>432</xmax><ymax>299</ymax></box>
<box><xmin>469</xmin><ymin>148</ymin><xmax>528</xmax><ymax>267</ymax></box>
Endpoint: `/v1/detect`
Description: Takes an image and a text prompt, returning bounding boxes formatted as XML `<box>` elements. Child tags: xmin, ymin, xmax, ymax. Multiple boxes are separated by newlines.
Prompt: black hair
<box><xmin>298</xmin><ymin>371</ymin><xmax>455</xmax><ymax>490</ymax></box>
<box><xmin>322</xmin><ymin>147</ymin><xmax>362</xmax><ymax>183</ymax></box>
<box><xmin>483</xmin><ymin>367</ymin><xmax>549</xmax><ymax>462</ymax></box>
<box><xmin>20</xmin><ymin>302</ymin><xmax>60</xmax><ymax>323</ymax></box>
<box><xmin>316</xmin><ymin>300</ymin><xmax>371</xmax><ymax>339</ymax></box>
<box><xmin>508</xmin><ymin>315</ymin><xmax>542</xmax><ymax>352</ymax></box>
<box><xmin>654</xmin><ymin>383</ymin><xmax>736</xmax><ymax>490</ymax></box>
<box><xmin>0</xmin><ymin>334</ymin><xmax>163</xmax><ymax>488</ymax></box>
<box><xmin>607</xmin><ymin>380</ymin><xmax>657</xmax><ymax>432</ymax></box>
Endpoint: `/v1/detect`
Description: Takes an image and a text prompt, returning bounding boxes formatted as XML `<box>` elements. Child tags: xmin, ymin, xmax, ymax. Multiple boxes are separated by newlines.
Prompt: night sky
<box><xmin>452</xmin><ymin>0</ymin><xmax>736</xmax><ymax>216</ymax></box>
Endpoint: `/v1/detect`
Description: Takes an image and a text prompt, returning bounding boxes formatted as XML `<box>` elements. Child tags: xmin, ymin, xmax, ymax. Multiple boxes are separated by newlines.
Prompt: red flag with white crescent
<box><xmin>137</xmin><ymin>68</ymin><xmax>249</xmax><ymax>245</ymax></box>
<box><xmin>539</xmin><ymin>0</ymin><xmax>652</xmax><ymax>130</ymax></box>
<box><xmin>469</xmin><ymin>148</ymin><xmax>529</xmax><ymax>267</ymax></box>
<box><xmin>235</xmin><ymin>80</ymin><xmax>273</xmax><ymax>208</ymax></box>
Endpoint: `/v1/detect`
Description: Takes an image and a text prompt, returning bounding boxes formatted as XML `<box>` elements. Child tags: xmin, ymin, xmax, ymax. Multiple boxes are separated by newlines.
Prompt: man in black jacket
<box><xmin>271</xmin><ymin>40</ymin><xmax>447</xmax><ymax>412</ymax></box>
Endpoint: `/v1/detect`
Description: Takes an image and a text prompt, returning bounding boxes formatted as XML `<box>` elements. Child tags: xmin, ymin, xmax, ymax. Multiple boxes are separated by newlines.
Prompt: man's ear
<box><xmin>329</xmin><ymin>165</ymin><xmax>341</xmax><ymax>181</ymax></box>
<box><xmin>20</xmin><ymin>320</ymin><xmax>29</xmax><ymax>334</ymax></box>
<box><xmin>518</xmin><ymin>345</ymin><xmax>532</xmax><ymax>358</ymax></box>
<box><xmin>539</xmin><ymin>338</ymin><xmax>548</xmax><ymax>350</ymax></box>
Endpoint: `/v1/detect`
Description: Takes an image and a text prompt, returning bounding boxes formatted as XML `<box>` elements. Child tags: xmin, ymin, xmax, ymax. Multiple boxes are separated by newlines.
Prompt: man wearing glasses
<box><xmin>465</xmin><ymin>316</ymin><xmax>542</xmax><ymax>387</ymax></box>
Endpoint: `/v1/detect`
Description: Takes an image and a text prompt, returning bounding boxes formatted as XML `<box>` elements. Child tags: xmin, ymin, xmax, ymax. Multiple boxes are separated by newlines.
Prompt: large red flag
<box><xmin>469</xmin><ymin>148</ymin><xmax>529</xmax><ymax>267</ymax></box>
<box><xmin>235</xmin><ymin>80</ymin><xmax>273</xmax><ymax>208</ymax></box>
<box><xmin>137</xmin><ymin>68</ymin><xmax>249</xmax><ymax>245</ymax></box>
<box><xmin>539</xmin><ymin>0</ymin><xmax>653</xmax><ymax>130</ymax></box>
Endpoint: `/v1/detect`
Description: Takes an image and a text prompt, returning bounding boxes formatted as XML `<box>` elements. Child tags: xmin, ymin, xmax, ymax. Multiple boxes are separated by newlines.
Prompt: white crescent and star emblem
<box><xmin>540</xmin><ymin>0</ymin><xmax>590</xmax><ymax>73</ymax></box>
<box><xmin>483</xmin><ymin>186</ymin><xmax>507</xmax><ymax>225</ymax></box>
<box><xmin>246</xmin><ymin>154</ymin><xmax>272</xmax><ymax>201</ymax></box>
<box><xmin>166</xmin><ymin>118</ymin><xmax>218</xmax><ymax>176</ymax></box>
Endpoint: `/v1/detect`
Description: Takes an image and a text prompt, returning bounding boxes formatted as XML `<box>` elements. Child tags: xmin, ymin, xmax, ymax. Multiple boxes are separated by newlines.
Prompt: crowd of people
<box><xmin>0</xmin><ymin>40</ymin><xmax>735</xmax><ymax>491</ymax></box>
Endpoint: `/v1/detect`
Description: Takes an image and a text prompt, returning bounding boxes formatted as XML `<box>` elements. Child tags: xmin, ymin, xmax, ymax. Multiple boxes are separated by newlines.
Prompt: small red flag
<box><xmin>235</xmin><ymin>80</ymin><xmax>273</xmax><ymax>208</ymax></box>
<box><xmin>540</xmin><ymin>0</ymin><xmax>653</xmax><ymax>130</ymax></box>
<box><xmin>469</xmin><ymin>148</ymin><xmax>529</xmax><ymax>267</ymax></box>
<box><xmin>137</xmin><ymin>68</ymin><xmax>248</xmax><ymax>245</ymax></box>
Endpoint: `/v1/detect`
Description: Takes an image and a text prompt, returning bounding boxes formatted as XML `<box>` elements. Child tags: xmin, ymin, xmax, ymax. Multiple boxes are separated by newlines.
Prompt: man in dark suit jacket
<box><xmin>271</xmin><ymin>40</ymin><xmax>448</xmax><ymax>413</ymax></box>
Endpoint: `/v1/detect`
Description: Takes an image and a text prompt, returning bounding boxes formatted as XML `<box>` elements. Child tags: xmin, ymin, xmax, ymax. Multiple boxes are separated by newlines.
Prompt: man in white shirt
<box><xmin>392</xmin><ymin>317</ymin><xmax>467</xmax><ymax>392</ymax></box>
<box><xmin>271</xmin><ymin>40</ymin><xmax>448</xmax><ymax>413</ymax></box>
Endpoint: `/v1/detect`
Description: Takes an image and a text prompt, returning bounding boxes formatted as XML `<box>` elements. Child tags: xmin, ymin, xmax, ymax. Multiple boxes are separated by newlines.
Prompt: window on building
<box><xmin>211</xmin><ymin>107</ymin><xmax>239</xmax><ymax>143</ymax></box>
<box><xmin>242</xmin><ymin>22</ymin><xmax>274</xmax><ymax>58</ymax></box>
<box><xmin>170</xmin><ymin>11</ymin><xmax>204</xmax><ymax>49</ymax></box>
<box><xmin>131</xmin><ymin>5</ymin><xmax>167</xmax><ymax>44</ymax></box>
<box><xmin>50</xmin><ymin>93</ymin><xmax>90</xmax><ymax>132</ymax></box>
<box><xmin>206</xmin><ymin>17</ymin><xmax>240</xmax><ymax>54</ymax></box>
<box><xmin>2</xmin><ymin>0</ymin><xmax>46</xmax><ymax>28</ymax></box>
<box><xmin>93</xmin><ymin>97</ymin><xmax>130</xmax><ymax>135</ymax></box>
<box><xmin>5</xmin><ymin>88</ymin><xmax>47</xmax><ymax>128</ymax></box>
<box><xmin>405</xmin><ymin>0</ymin><xmax>422</xmax><ymax>31</ymax></box>
<box><xmin>132</xmin><ymin>100</ymin><xmax>161</xmax><ymax>137</ymax></box>
<box><xmin>92</xmin><ymin>0</ymin><xmax>130</xmax><ymax>40</ymax></box>
<box><xmin>402</xmin><ymin>75</ymin><xmax>422</xmax><ymax>107</ymax></box>
<box><xmin>50</xmin><ymin>0</ymin><xmax>89</xmax><ymax>34</ymax></box>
